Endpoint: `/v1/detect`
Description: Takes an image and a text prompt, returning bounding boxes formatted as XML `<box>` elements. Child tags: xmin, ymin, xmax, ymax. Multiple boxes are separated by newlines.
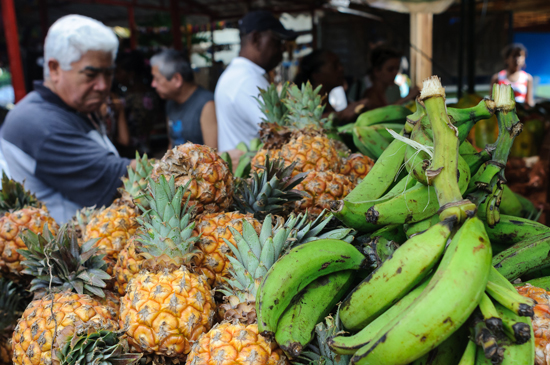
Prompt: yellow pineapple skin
<box><xmin>84</xmin><ymin>201</ymin><xmax>138</xmax><ymax>276</ymax></box>
<box><xmin>151</xmin><ymin>143</ymin><xmax>233</xmax><ymax>214</ymax></box>
<box><xmin>517</xmin><ymin>284</ymin><xmax>550</xmax><ymax>365</ymax></box>
<box><xmin>11</xmin><ymin>292</ymin><xmax>117</xmax><ymax>365</ymax></box>
<box><xmin>185</xmin><ymin>321</ymin><xmax>287</xmax><ymax>365</ymax></box>
<box><xmin>113</xmin><ymin>237</ymin><xmax>141</xmax><ymax>296</ymax></box>
<box><xmin>251</xmin><ymin>149</ymin><xmax>281</xmax><ymax>172</ymax></box>
<box><xmin>340</xmin><ymin>153</ymin><xmax>374</xmax><ymax>183</ymax></box>
<box><xmin>120</xmin><ymin>267</ymin><xmax>215</xmax><ymax>358</ymax></box>
<box><xmin>193</xmin><ymin>212</ymin><xmax>262</xmax><ymax>287</ymax></box>
<box><xmin>280</xmin><ymin>133</ymin><xmax>340</xmax><ymax>177</ymax></box>
<box><xmin>295</xmin><ymin>171</ymin><xmax>355</xmax><ymax>215</ymax></box>
<box><xmin>0</xmin><ymin>207</ymin><xmax>58</xmax><ymax>279</ymax></box>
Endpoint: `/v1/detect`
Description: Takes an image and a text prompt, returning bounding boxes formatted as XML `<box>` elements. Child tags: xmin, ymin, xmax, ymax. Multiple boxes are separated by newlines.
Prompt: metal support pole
<box><xmin>128</xmin><ymin>5</ymin><xmax>137</xmax><ymax>50</ymax></box>
<box><xmin>170</xmin><ymin>0</ymin><xmax>183</xmax><ymax>50</ymax></box>
<box><xmin>466</xmin><ymin>0</ymin><xmax>476</xmax><ymax>94</ymax></box>
<box><xmin>457</xmin><ymin>0</ymin><xmax>466</xmax><ymax>99</ymax></box>
<box><xmin>1</xmin><ymin>0</ymin><xmax>26</xmax><ymax>102</ymax></box>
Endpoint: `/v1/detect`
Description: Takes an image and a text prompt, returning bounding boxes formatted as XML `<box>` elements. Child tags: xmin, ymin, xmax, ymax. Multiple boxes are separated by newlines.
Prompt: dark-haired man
<box><xmin>151</xmin><ymin>50</ymin><xmax>218</xmax><ymax>149</ymax></box>
<box><xmin>214</xmin><ymin>11</ymin><xmax>297</xmax><ymax>151</ymax></box>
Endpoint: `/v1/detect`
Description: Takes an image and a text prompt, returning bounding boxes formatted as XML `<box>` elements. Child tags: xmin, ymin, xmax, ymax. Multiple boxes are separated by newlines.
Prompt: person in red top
<box><xmin>490</xmin><ymin>43</ymin><xmax>534</xmax><ymax>107</ymax></box>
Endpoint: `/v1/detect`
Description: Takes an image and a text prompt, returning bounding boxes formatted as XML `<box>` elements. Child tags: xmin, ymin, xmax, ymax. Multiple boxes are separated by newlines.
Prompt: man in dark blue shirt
<box><xmin>1</xmin><ymin>15</ymin><xmax>134</xmax><ymax>223</ymax></box>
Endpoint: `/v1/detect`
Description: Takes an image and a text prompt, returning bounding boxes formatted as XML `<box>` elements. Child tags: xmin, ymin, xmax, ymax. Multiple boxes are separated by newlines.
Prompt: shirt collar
<box><xmin>231</xmin><ymin>57</ymin><xmax>267</xmax><ymax>75</ymax></box>
<box><xmin>33</xmin><ymin>80</ymin><xmax>77</xmax><ymax>113</ymax></box>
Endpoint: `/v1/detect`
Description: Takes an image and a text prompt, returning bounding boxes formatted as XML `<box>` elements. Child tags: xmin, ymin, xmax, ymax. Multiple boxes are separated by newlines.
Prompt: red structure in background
<box><xmin>2</xmin><ymin>0</ymin><xmax>26</xmax><ymax>103</ymax></box>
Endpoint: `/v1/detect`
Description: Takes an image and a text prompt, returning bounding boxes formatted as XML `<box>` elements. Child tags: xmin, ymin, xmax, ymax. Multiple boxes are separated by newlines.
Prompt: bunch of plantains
<box><xmin>255</xmin><ymin>77</ymin><xmax>550</xmax><ymax>365</ymax></box>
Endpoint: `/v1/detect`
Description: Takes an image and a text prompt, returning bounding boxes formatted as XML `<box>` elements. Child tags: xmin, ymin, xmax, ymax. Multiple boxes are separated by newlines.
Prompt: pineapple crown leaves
<box><xmin>18</xmin><ymin>223</ymin><xmax>111</xmax><ymax>298</ymax></box>
<box><xmin>121</xmin><ymin>152</ymin><xmax>153</xmax><ymax>205</ymax></box>
<box><xmin>0</xmin><ymin>278</ymin><xmax>24</xmax><ymax>329</ymax></box>
<box><xmin>0</xmin><ymin>172</ymin><xmax>42</xmax><ymax>213</ymax></box>
<box><xmin>220</xmin><ymin>215</ymin><xmax>292</xmax><ymax>299</ymax></box>
<box><xmin>284</xmin><ymin>210</ymin><xmax>355</xmax><ymax>249</ymax></box>
<box><xmin>284</xmin><ymin>82</ymin><xmax>328</xmax><ymax>130</ymax></box>
<box><xmin>254</xmin><ymin>82</ymin><xmax>290</xmax><ymax>126</ymax></box>
<box><xmin>55</xmin><ymin>325</ymin><xmax>142</xmax><ymax>365</ymax></box>
<box><xmin>233</xmin><ymin>156</ymin><xmax>307</xmax><ymax>220</ymax></box>
<box><xmin>297</xmin><ymin>312</ymin><xmax>351</xmax><ymax>365</ymax></box>
<box><xmin>136</xmin><ymin>175</ymin><xmax>200</xmax><ymax>262</ymax></box>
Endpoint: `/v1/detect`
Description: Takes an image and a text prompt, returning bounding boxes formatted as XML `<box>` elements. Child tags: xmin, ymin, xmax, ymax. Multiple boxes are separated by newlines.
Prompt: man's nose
<box><xmin>94</xmin><ymin>74</ymin><xmax>110</xmax><ymax>91</ymax></box>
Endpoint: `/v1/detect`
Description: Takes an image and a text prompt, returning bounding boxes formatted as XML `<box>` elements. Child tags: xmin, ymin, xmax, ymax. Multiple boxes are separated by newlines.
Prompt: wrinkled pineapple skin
<box><xmin>193</xmin><ymin>212</ymin><xmax>262</xmax><ymax>287</ymax></box>
<box><xmin>151</xmin><ymin>143</ymin><xmax>233</xmax><ymax>214</ymax></box>
<box><xmin>113</xmin><ymin>237</ymin><xmax>141</xmax><ymax>296</ymax></box>
<box><xmin>280</xmin><ymin>134</ymin><xmax>340</xmax><ymax>176</ymax></box>
<box><xmin>517</xmin><ymin>284</ymin><xmax>550</xmax><ymax>365</ymax></box>
<box><xmin>84</xmin><ymin>202</ymin><xmax>138</xmax><ymax>276</ymax></box>
<box><xmin>11</xmin><ymin>292</ymin><xmax>117</xmax><ymax>365</ymax></box>
<box><xmin>0</xmin><ymin>208</ymin><xmax>58</xmax><ymax>279</ymax></box>
<box><xmin>295</xmin><ymin>171</ymin><xmax>355</xmax><ymax>215</ymax></box>
<box><xmin>185</xmin><ymin>321</ymin><xmax>287</xmax><ymax>365</ymax></box>
<box><xmin>120</xmin><ymin>267</ymin><xmax>215</xmax><ymax>358</ymax></box>
<box><xmin>340</xmin><ymin>153</ymin><xmax>374</xmax><ymax>183</ymax></box>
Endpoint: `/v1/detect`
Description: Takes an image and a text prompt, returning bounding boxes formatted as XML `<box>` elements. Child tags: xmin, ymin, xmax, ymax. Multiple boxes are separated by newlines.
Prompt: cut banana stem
<box><xmin>421</xmin><ymin>76</ymin><xmax>475</xmax><ymax>221</ymax></box>
<box><xmin>485</xmin><ymin>281</ymin><xmax>535</xmax><ymax>317</ymax></box>
<box><xmin>478</xmin><ymin>293</ymin><xmax>503</xmax><ymax>333</ymax></box>
<box><xmin>457</xmin><ymin>340</ymin><xmax>477</xmax><ymax>365</ymax></box>
<box><xmin>492</xmin><ymin>84</ymin><xmax>522</xmax><ymax>166</ymax></box>
<box><xmin>448</xmin><ymin>99</ymin><xmax>496</xmax><ymax>143</ymax></box>
<box><xmin>474</xmin><ymin>320</ymin><xmax>499</xmax><ymax>360</ymax></box>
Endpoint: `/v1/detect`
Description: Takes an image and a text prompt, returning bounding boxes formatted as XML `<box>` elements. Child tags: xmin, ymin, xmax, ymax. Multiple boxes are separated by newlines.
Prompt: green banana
<box><xmin>234</xmin><ymin>154</ymin><xmax>252</xmax><ymax>178</ymax></box>
<box><xmin>340</xmin><ymin>219</ymin><xmax>455</xmax><ymax>331</ymax></box>
<box><xmin>478</xmin><ymin>292</ymin><xmax>503</xmax><ymax>333</ymax></box>
<box><xmin>236</xmin><ymin>141</ymin><xmax>249</xmax><ymax>153</ymax></box>
<box><xmin>499</xmin><ymin>185</ymin><xmax>524</xmax><ymax>217</ymax></box>
<box><xmin>355</xmin><ymin>105</ymin><xmax>411</xmax><ymax>127</ymax></box>
<box><xmin>523</xmin><ymin>276</ymin><xmax>550</xmax><ymax>290</ymax></box>
<box><xmin>275</xmin><ymin>270</ymin><xmax>355</xmax><ymax>358</ymax></box>
<box><xmin>461</xmin><ymin>149</ymin><xmax>492</xmax><ymax>177</ymax></box>
<box><xmin>220</xmin><ymin>151</ymin><xmax>233</xmax><ymax>171</ymax></box>
<box><xmin>494</xmin><ymin>304</ymin><xmax>535</xmax><ymax>365</ymax></box>
<box><xmin>484</xmin><ymin>214</ymin><xmax>549</xmax><ymax>248</ymax></box>
<box><xmin>365</xmin><ymin>158</ymin><xmax>469</xmax><ymax>226</ymax></box>
<box><xmin>485</xmin><ymin>281</ymin><xmax>535</xmax><ymax>317</ymax></box>
<box><xmin>249</xmin><ymin>137</ymin><xmax>262</xmax><ymax>152</ymax></box>
<box><xmin>368</xmin><ymin>224</ymin><xmax>407</xmax><ymax>244</ymax></box>
<box><xmin>457</xmin><ymin>340</ymin><xmax>477</xmax><ymax>365</ymax></box>
<box><xmin>447</xmin><ymin>98</ymin><xmax>496</xmax><ymax>143</ymax></box>
<box><xmin>494</xmin><ymin>302</ymin><xmax>531</xmax><ymax>344</ymax></box>
<box><xmin>409</xmin><ymin>325</ymin><xmax>469</xmax><ymax>365</ymax></box>
<box><xmin>404</xmin><ymin>214</ymin><xmax>440</xmax><ymax>238</ymax></box>
<box><xmin>361</xmin><ymin>235</ymin><xmax>400</xmax><ymax>271</ymax></box>
<box><xmin>493</xmin><ymin>231</ymin><xmax>550</xmax><ymax>281</ymax></box>
<box><xmin>352</xmin><ymin>126</ymin><xmax>391</xmax><ymax>160</ymax></box>
<box><xmin>473</xmin><ymin>319</ymin><xmax>501</xmax><ymax>362</ymax></box>
<box><xmin>488</xmin><ymin>266</ymin><xmax>516</xmax><ymax>292</ymax></box>
<box><xmin>350</xmin><ymin>217</ymin><xmax>492</xmax><ymax>365</ymax></box>
<box><xmin>515</xmin><ymin>193</ymin><xmax>540</xmax><ymax>220</ymax></box>
<box><xmin>343</xmin><ymin>125</ymin><xmax>412</xmax><ymax>203</ymax></box>
<box><xmin>328</xmin><ymin>276</ymin><xmax>431</xmax><ymax>355</ymax></box>
<box><xmin>256</xmin><ymin>239</ymin><xmax>367</xmax><ymax>336</ymax></box>
<box><xmin>332</xmin><ymin>174</ymin><xmax>417</xmax><ymax>232</ymax></box>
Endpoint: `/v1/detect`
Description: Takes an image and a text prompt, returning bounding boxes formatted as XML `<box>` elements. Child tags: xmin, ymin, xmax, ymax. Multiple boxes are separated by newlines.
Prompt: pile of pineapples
<box><xmin>0</xmin><ymin>84</ymin><xmax>363</xmax><ymax>365</ymax></box>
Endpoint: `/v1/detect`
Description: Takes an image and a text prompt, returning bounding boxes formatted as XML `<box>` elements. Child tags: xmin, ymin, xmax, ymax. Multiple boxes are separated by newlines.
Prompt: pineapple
<box><xmin>0</xmin><ymin>173</ymin><xmax>58</xmax><ymax>280</ymax></box>
<box><xmin>340</xmin><ymin>153</ymin><xmax>374</xmax><ymax>183</ymax></box>
<box><xmin>84</xmin><ymin>153</ymin><xmax>153</xmax><ymax>274</ymax></box>
<box><xmin>119</xmin><ymin>176</ymin><xmax>216</xmax><ymax>360</ymax></box>
<box><xmin>53</xmin><ymin>322</ymin><xmax>141</xmax><ymax>365</ymax></box>
<box><xmin>193</xmin><ymin>212</ymin><xmax>262</xmax><ymax>287</ymax></box>
<box><xmin>517</xmin><ymin>283</ymin><xmax>550</xmax><ymax>365</ymax></box>
<box><xmin>150</xmin><ymin>143</ymin><xmax>233</xmax><ymax>214</ymax></box>
<box><xmin>19</xmin><ymin>224</ymin><xmax>113</xmax><ymax>303</ymax></box>
<box><xmin>252</xmin><ymin>83</ymin><xmax>291</xmax><ymax>171</ymax></box>
<box><xmin>294</xmin><ymin>171</ymin><xmax>355</xmax><ymax>216</ymax></box>
<box><xmin>278</xmin><ymin>83</ymin><xmax>341</xmax><ymax>176</ymax></box>
<box><xmin>112</xmin><ymin>236</ymin><xmax>141</xmax><ymax>296</ymax></box>
<box><xmin>0</xmin><ymin>278</ymin><xmax>25</xmax><ymax>365</ymax></box>
<box><xmin>11</xmin><ymin>291</ymin><xmax>118</xmax><ymax>365</ymax></box>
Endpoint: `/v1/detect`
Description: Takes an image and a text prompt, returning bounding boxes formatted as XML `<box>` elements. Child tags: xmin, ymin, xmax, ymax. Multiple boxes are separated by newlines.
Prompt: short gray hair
<box><xmin>43</xmin><ymin>15</ymin><xmax>119</xmax><ymax>79</ymax></box>
<box><xmin>150</xmin><ymin>50</ymin><xmax>194</xmax><ymax>83</ymax></box>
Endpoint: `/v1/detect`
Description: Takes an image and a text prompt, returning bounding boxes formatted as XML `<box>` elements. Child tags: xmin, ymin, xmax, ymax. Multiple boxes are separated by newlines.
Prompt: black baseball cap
<box><xmin>239</xmin><ymin>10</ymin><xmax>298</xmax><ymax>40</ymax></box>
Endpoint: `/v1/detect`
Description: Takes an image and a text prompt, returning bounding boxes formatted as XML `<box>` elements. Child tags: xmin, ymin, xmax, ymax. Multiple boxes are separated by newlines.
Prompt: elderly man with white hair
<box><xmin>1</xmin><ymin>15</ymin><xmax>135</xmax><ymax>223</ymax></box>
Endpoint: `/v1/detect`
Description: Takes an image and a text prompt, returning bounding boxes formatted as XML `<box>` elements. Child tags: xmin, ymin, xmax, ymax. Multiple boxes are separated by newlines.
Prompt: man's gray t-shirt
<box><xmin>166</xmin><ymin>86</ymin><xmax>214</xmax><ymax>146</ymax></box>
<box><xmin>1</xmin><ymin>81</ymin><xmax>131</xmax><ymax>223</ymax></box>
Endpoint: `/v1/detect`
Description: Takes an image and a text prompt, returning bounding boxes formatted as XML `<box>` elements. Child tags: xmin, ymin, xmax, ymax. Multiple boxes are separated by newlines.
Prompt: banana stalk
<box><xmin>421</xmin><ymin>76</ymin><xmax>475</xmax><ymax>222</ymax></box>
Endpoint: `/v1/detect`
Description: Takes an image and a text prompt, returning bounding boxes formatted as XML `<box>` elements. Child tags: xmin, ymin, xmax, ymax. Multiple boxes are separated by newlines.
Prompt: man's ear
<box><xmin>171</xmin><ymin>72</ymin><xmax>184</xmax><ymax>88</ymax></box>
<box><xmin>48</xmin><ymin>59</ymin><xmax>61</xmax><ymax>82</ymax></box>
<box><xmin>249</xmin><ymin>30</ymin><xmax>261</xmax><ymax>46</ymax></box>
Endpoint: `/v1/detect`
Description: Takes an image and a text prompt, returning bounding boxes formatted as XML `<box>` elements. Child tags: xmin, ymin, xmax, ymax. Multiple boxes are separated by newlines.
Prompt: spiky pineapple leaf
<box><xmin>0</xmin><ymin>172</ymin><xmax>42</xmax><ymax>213</ymax></box>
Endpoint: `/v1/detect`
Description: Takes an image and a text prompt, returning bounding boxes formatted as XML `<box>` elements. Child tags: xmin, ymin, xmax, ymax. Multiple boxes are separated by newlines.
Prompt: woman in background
<box><xmin>490</xmin><ymin>43</ymin><xmax>534</xmax><ymax>107</ymax></box>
